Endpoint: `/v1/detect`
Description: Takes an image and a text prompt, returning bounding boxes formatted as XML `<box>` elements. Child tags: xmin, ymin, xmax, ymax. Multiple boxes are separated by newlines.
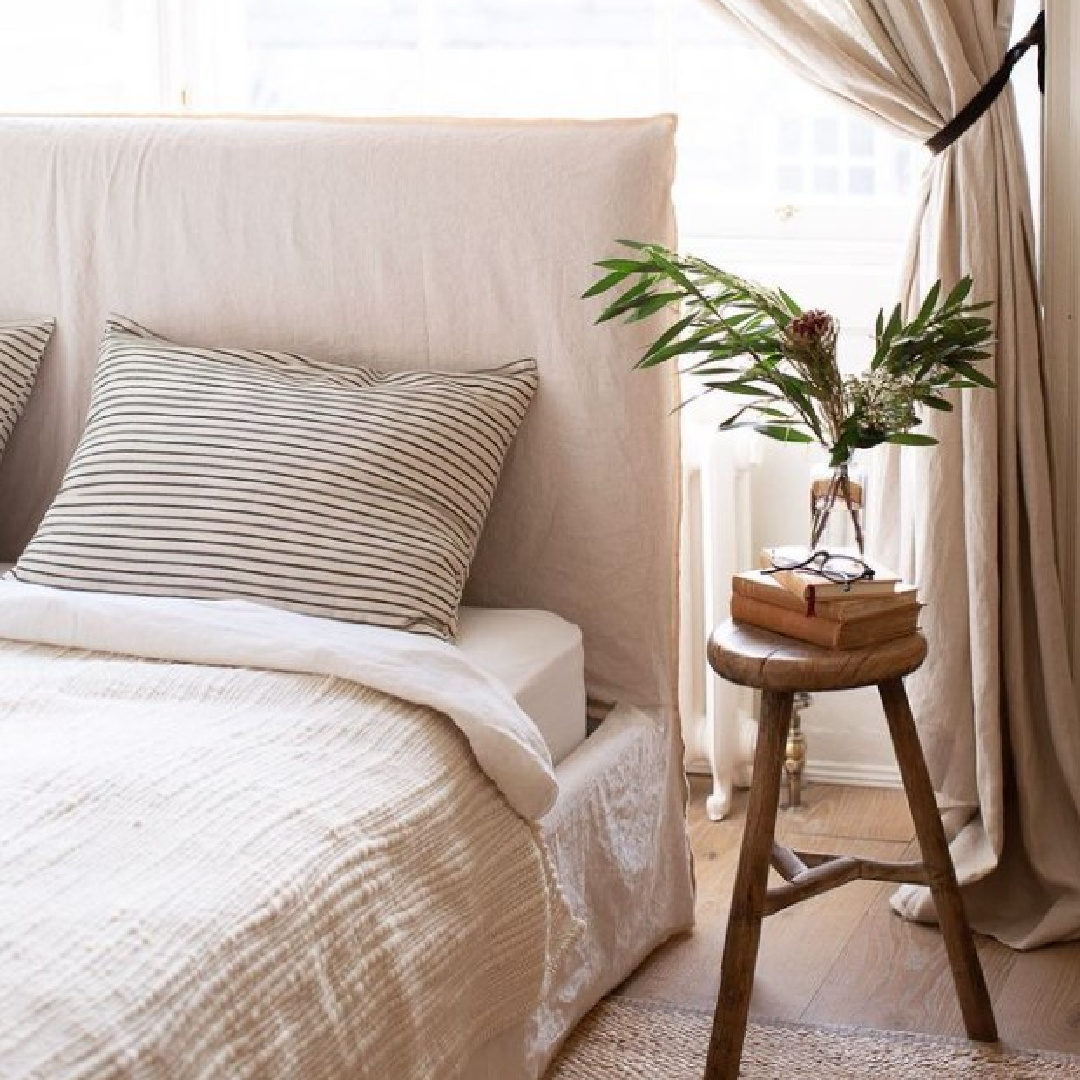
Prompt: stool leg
<box><xmin>878</xmin><ymin>677</ymin><xmax>998</xmax><ymax>1042</ymax></box>
<box><xmin>705</xmin><ymin>689</ymin><xmax>793</xmax><ymax>1080</ymax></box>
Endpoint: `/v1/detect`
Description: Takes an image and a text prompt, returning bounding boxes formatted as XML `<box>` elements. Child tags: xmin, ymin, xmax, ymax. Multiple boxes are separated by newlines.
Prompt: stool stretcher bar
<box><xmin>766</xmin><ymin>843</ymin><xmax>930</xmax><ymax>915</ymax></box>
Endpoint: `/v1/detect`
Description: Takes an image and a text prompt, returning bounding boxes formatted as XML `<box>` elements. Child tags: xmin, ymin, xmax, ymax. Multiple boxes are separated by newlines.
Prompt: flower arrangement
<box><xmin>585</xmin><ymin>242</ymin><xmax>996</xmax><ymax>551</ymax></box>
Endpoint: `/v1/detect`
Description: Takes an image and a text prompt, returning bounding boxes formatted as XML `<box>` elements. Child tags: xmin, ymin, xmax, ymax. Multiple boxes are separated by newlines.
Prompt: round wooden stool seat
<box><xmin>708</xmin><ymin>620</ymin><xmax>927</xmax><ymax>693</ymax></box>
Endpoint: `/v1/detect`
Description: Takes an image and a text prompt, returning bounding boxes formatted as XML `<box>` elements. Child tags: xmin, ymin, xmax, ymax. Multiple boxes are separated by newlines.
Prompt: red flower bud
<box><xmin>788</xmin><ymin>309</ymin><xmax>835</xmax><ymax>343</ymax></box>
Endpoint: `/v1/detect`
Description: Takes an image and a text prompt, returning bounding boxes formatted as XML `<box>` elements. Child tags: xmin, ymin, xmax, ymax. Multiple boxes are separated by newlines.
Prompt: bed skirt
<box><xmin>465</xmin><ymin>705</ymin><xmax>695</xmax><ymax>1079</ymax></box>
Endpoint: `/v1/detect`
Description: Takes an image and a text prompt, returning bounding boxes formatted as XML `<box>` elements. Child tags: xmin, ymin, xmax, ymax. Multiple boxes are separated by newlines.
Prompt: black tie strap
<box><xmin>926</xmin><ymin>11</ymin><xmax>1044</xmax><ymax>156</ymax></box>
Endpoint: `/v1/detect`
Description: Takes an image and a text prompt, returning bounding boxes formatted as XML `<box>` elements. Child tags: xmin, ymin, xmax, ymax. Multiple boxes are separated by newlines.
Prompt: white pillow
<box><xmin>14</xmin><ymin>316</ymin><xmax>537</xmax><ymax>639</ymax></box>
<box><xmin>0</xmin><ymin>318</ymin><xmax>53</xmax><ymax>459</ymax></box>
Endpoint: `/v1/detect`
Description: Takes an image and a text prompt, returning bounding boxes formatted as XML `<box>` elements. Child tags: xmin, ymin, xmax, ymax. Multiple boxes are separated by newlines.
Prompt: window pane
<box><xmin>777</xmin><ymin>166</ymin><xmax>803</xmax><ymax>195</ymax></box>
<box><xmin>778</xmin><ymin>118</ymin><xmax>802</xmax><ymax>153</ymax></box>
<box><xmin>248</xmin><ymin>0</ymin><xmax>419</xmax><ymax>46</ymax></box>
<box><xmin>442</xmin><ymin>0</ymin><xmax>655</xmax><ymax>47</ymax></box>
<box><xmin>240</xmin><ymin>0</ymin><xmax>668</xmax><ymax>116</ymax></box>
<box><xmin>848</xmin><ymin>119</ymin><xmax>874</xmax><ymax>157</ymax></box>
<box><xmin>849</xmin><ymin>166</ymin><xmax>875</xmax><ymax>195</ymax></box>
<box><xmin>812</xmin><ymin>117</ymin><xmax>840</xmax><ymax>155</ymax></box>
<box><xmin>0</xmin><ymin>1</ymin><xmax>161</xmax><ymax>110</ymax></box>
<box><xmin>813</xmin><ymin>166</ymin><xmax>839</xmax><ymax>194</ymax></box>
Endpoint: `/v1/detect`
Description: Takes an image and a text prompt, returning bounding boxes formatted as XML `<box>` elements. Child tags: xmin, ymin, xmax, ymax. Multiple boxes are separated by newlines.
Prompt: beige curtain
<box><xmin>707</xmin><ymin>0</ymin><xmax>1080</xmax><ymax>948</ymax></box>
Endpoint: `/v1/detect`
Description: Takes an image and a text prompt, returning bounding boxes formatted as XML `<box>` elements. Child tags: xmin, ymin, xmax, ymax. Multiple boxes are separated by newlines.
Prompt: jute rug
<box><xmin>547</xmin><ymin>996</ymin><xmax>1080</xmax><ymax>1079</ymax></box>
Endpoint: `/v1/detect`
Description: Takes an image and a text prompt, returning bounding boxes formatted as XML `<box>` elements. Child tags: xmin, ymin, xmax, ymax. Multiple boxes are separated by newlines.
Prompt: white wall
<box><xmin>750</xmin><ymin>438</ymin><xmax>902</xmax><ymax>786</ymax></box>
<box><xmin>703</xmin><ymin>229</ymin><xmax>911</xmax><ymax>787</ymax></box>
<box><xmin>1043</xmin><ymin>0</ymin><xmax>1080</xmax><ymax>680</ymax></box>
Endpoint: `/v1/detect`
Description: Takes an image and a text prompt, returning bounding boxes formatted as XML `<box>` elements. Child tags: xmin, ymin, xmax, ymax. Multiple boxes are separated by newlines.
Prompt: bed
<box><xmin>0</xmin><ymin>115</ymin><xmax>694</xmax><ymax>1079</ymax></box>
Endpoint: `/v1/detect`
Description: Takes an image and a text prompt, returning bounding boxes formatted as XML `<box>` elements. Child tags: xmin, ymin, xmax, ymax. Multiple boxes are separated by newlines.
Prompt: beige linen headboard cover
<box><xmin>0</xmin><ymin>115</ymin><xmax>680</xmax><ymax>711</ymax></box>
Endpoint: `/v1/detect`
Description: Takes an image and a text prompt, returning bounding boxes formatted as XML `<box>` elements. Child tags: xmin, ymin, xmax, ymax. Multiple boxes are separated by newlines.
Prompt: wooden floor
<box><xmin>617</xmin><ymin>776</ymin><xmax>1080</xmax><ymax>1056</ymax></box>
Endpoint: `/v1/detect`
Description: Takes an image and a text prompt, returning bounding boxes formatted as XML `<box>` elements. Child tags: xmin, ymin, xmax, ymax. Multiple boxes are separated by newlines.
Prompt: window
<box><xmin>0</xmin><ymin>4</ymin><xmax>920</xmax><ymax>224</ymax></box>
<box><xmin>0</xmin><ymin>0</ymin><xmax>928</xmax><ymax>402</ymax></box>
<box><xmin>0</xmin><ymin>2</ymin><xmax>934</xmax><ymax>370</ymax></box>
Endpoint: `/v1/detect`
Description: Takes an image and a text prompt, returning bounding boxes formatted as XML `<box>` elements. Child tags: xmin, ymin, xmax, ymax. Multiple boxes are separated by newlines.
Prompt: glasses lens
<box><xmin>770</xmin><ymin>549</ymin><xmax>827</xmax><ymax>571</ymax></box>
<box><xmin>765</xmin><ymin>549</ymin><xmax>872</xmax><ymax>586</ymax></box>
<box><xmin>820</xmin><ymin>555</ymin><xmax>871</xmax><ymax>582</ymax></box>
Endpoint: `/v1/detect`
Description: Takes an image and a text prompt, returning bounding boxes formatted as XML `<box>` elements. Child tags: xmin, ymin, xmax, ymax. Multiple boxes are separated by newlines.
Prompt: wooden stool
<box><xmin>703</xmin><ymin>620</ymin><xmax>997</xmax><ymax>1080</ymax></box>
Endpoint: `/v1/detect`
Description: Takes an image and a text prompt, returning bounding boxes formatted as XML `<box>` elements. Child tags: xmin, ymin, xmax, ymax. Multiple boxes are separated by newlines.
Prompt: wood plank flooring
<box><xmin>616</xmin><ymin>777</ymin><xmax>1080</xmax><ymax>1056</ymax></box>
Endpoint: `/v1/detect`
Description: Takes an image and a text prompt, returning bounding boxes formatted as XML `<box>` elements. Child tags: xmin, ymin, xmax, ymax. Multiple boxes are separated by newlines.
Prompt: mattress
<box><xmin>457</xmin><ymin>607</ymin><xmax>587</xmax><ymax>765</ymax></box>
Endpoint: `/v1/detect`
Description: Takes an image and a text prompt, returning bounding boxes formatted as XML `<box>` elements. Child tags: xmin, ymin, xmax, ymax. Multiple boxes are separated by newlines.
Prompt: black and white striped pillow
<box><xmin>0</xmin><ymin>318</ymin><xmax>54</xmax><ymax>458</ymax></box>
<box><xmin>14</xmin><ymin>316</ymin><xmax>537</xmax><ymax>639</ymax></box>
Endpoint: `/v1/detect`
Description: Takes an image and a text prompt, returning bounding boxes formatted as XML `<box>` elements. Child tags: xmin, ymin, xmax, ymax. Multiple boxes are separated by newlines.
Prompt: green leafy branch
<box><xmin>584</xmin><ymin>241</ymin><xmax>995</xmax><ymax>466</ymax></box>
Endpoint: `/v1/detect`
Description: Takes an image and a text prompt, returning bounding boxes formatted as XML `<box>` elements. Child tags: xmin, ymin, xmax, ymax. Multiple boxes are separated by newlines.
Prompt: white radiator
<box><xmin>679</xmin><ymin>415</ymin><xmax>759</xmax><ymax>820</ymax></box>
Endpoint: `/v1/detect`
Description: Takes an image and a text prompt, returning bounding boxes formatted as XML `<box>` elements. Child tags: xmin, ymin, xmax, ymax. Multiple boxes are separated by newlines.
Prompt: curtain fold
<box><xmin>707</xmin><ymin>0</ymin><xmax>1080</xmax><ymax>948</ymax></box>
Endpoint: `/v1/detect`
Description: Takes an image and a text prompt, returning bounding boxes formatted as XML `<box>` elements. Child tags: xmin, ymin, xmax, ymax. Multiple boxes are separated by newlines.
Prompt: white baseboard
<box><xmin>684</xmin><ymin>755</ymin><xmax>711</xmax><ymax>775</ymax></box>
<box><xmin>686</xmin><ymin>758</ymin><xmax>901</xmax><ymax>789</ymax></box>
<box><xmin>802</xmin><ymin>759</ymin><xmax>900</xmax><ymax>788</ymax></box>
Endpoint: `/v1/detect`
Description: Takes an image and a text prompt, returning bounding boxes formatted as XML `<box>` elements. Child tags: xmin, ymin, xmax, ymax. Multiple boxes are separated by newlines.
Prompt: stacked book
<box><xmin>730</xmin><ymin>549</ymin><xmax>921</xmax><ymax>650</ymax></box>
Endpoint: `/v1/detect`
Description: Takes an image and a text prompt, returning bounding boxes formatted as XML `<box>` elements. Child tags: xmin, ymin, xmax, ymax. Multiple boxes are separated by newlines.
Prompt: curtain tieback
<box><xmin>926</xmin><ymin>11</ymin><xmax>1044</xmax><ymax>156</ymax></box>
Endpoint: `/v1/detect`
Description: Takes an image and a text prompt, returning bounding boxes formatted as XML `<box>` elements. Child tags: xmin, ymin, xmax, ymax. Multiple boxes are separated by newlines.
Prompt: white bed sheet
<box><xmin>457</xmin><ymin>607</ymin><xmax>587</xmax><ymax>766</ymax></box>
<box><xmin>0</xmin><ymin>581</ymin><xmax>557</xmax><ymax>820</ymax></box>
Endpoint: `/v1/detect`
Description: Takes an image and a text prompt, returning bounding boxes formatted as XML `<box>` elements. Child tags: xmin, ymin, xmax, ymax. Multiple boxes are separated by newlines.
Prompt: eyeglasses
<box><xmin>763</xmin><ymin>549</ymin><xmax>875</xmax><ymax>591</ymax></box>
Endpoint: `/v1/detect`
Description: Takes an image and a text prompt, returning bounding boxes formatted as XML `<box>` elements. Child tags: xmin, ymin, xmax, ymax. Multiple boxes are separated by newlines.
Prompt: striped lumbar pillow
<box><xmin>0</xmin><ymin>318</ymin><xmax>54</xmax><ymax>458</ymax></box>
<box><xmin>14</xmin><ymin>316</ymin><xmax>537</xmax><ymax>639</ymax></box>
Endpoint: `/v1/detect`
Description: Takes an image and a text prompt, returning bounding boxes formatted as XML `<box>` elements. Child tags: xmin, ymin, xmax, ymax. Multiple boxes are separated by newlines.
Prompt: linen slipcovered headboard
<box><xmin>0</xmin><ymin>115</ymin><xmax>679</xmax><ymax>711</ymax></box>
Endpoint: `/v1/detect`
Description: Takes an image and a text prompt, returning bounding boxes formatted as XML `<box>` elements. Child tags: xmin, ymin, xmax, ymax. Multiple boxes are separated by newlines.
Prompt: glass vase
<box><xmin>809</xmin><ymin>459</ymin><xmax>866</xmax><ymax>555</ymax></box>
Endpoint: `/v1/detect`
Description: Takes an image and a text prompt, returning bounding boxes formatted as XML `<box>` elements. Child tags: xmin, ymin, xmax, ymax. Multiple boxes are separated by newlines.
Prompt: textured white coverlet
<box><xmin>0</xmin><ymin>583</ymin><xmax>576</xmax><ymax>1080</ymax></box>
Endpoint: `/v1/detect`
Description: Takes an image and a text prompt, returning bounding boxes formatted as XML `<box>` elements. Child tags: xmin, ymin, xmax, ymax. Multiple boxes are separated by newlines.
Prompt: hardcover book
<box><xmin>733</xmin><ymin>570</ymin><xmax>917</xmax><ymax>620</ymax></box>
<box><xmin>730</xmin><ymin>591</ymin><xmax>922</xmax><ymax>650</ymax></box>
<box><xmin>758</xmin><ymin>547</ymin><xmax>902</xmax><ymax>604</ymax></box>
